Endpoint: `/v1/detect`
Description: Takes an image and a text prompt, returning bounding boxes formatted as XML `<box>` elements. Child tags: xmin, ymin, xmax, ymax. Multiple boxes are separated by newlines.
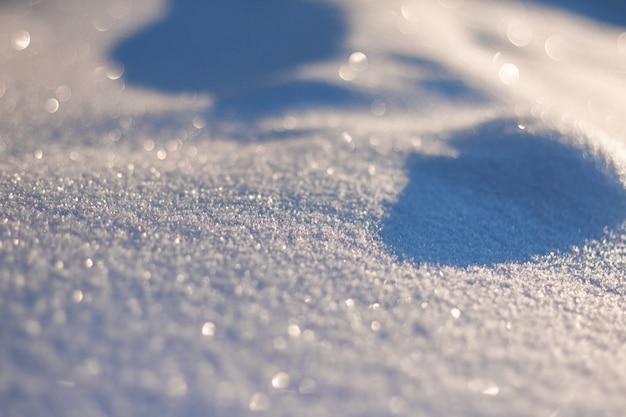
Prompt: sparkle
<box><xmin>72</xmin><ymin>290</ymin><xmax>84</xmax><ymax>303</ymax></box>
<box><xmin>545</xmin><ymin>35</ymin><xmax>568</xmax><ymax>61</ymax></box>
<box><xmin>107</xmin><ymin>130</ymin><xmax>121</xmax><ymax>142</ymax></box>
<box><xmin>339</xmin><ymin>64</ymin><xmax>357</xmax><ymax>81</ymax></box>
<box><xmin>340</xmin><ymin>51</ymin><xmax>368</xmax><ymax>81</ymax></box>
<box><xmin>468</xmin><ymin>379</ymin><xmax>499</xmax><ymax>396</ymax></box>
<box><xmin>287</xmin><ymin>323</ymin><xmax>301</xmax><ymax>338</ymax></box>
<box><xmin>192</xmin><ymin>116</ymin><xmax>206</xmax><ymax>129</ymax></box>
<box><xmin>498</xmin><ymin>63</ymin><xmax>519</xmax><ymax>85</ymax></box>
<box><xmin>348</xmin><ymin>51</ymin><xmax>368</xmax><ymax>71</ymax></box>
<box><xmin>271</xmin><ymin>371</ymin><xmax>290</xmax><ymax>389</ymax></box>
<box><xmin>143</xmin><ymin>140</ymin><xmax>155</xmax><ymax>151</ymax></box>
<box><xmin>105</xmin><ymin>64</ymin><xmax>124</xmax><ymax>80</ymax></box>
<box><xmin>11</xmin><ymin>30</ymin><xmax>30</xmax><ymax>51</ymax></box>
<box><xmin>45</xmin><ymin>98</ymin><xmax>60</xmax><ymax>113</ymax></box>
<box><xmin>201</xmin><ymin>321</ymin><xmax>216</xmax><ymax>336</ymax></box>
<box><xmin>507</xmin><ymin>21</ymin><xmax>532</xmax><ymax>47</ymax></box>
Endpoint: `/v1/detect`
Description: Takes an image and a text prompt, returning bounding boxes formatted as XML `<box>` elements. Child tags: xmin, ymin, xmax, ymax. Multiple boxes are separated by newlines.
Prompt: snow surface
<box><xmin>2</xmin><ymin>0</ymin><xmax>626</xmax><ymax>416</ymax></box>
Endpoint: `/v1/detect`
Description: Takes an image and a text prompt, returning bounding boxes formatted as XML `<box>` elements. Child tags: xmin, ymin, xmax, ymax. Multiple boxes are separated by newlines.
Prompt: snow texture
<box><xmin>1</xmin><ymin>0</ymin><xmax>626</xmax><ymax>416</ymax></box>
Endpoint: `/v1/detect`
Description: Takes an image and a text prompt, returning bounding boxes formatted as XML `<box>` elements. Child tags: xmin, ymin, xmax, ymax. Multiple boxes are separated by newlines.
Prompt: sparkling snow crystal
<box><xmin>1</xmin><ymin>0</ymin><xmax>626</xmax><ymax>416</ymax></box>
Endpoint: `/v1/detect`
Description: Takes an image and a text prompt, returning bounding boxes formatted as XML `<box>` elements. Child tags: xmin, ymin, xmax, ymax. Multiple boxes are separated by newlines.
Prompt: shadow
<box><xmin>530</xmin><ymin>0</ymin><xmax>626</xmax><ymax>27</ymax></box>
<box><xmin>112</xmin><ymin>0</ymin><xmax>348</xmax><ymax>111</ymax></box>
<box><xmin>381</xmin><ymin>121</ymin><xmax>626</xmax><ymax>267</ymax></box>
<box><xmin>212</xmin><ymin>80</ymin><xmax>373</xmax><ymax>121</ymax></box>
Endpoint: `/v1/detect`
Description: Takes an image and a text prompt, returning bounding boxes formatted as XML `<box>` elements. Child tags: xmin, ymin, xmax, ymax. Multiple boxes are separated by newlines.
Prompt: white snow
<box><xmin>1</xmin><ymin>0</ymin><xmax>626</xmax><ymax>416</ymax></box>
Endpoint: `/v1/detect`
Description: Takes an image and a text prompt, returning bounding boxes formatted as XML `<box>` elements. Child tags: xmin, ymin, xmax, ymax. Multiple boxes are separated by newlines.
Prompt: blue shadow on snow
<box><xmin>112</xmin><ymin>0</ymin><xmax>353</xmax><ymax>118</ymax></box>
<box><xmin>531</xmin><ymin>0</ymin><xmax>626</xmax><ymax>27</ymax></box>
<box><xmin>381</xmin><ymin>121</ymin><xmax>626</xmax><ymax>267</ymax></box>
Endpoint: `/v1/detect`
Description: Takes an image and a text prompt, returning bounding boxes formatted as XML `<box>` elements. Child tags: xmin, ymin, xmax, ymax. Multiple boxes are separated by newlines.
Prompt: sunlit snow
<box><xmin>1</xmin><ymin>0</ymin><xmax>626</xmax><ymax>416</ymax></box>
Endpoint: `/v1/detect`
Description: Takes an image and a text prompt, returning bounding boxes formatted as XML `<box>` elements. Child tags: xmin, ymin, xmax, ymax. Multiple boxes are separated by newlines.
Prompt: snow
<box><xmin>1</xmin><ymin>0</ymin><xmax>626</xmax><ymax>416</ymax></box>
